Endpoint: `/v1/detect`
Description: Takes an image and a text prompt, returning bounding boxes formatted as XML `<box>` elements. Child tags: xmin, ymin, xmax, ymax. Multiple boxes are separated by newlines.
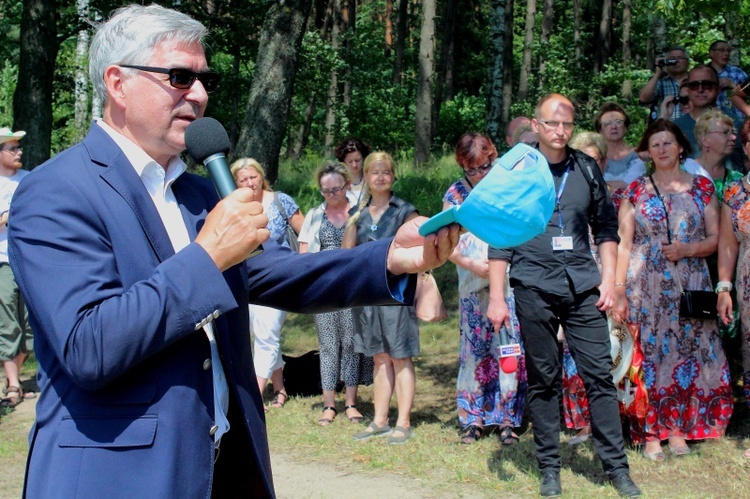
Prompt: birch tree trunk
<box><xmin>517</xmin><ymin>0</ymin><xmax>536</xmax><ymax>100</ymax></box>
<box><xmin>538</xmin><ymin>0</ymin><xmax>553</xmax><ymax>84</ymax></box>
<box><xmin>74</xmin><ymin>0</ymin><xmax>90</xmax><ymax>142</ymax></box>
<box><xmin>236</xmin><ymin>0</ymin><xmax>312</xmax><ymax>183</ymax></box>
<box><xmin>414</xmin><ymin>0</ymin><xmax>436</xmax><ymax>165</ymax></box>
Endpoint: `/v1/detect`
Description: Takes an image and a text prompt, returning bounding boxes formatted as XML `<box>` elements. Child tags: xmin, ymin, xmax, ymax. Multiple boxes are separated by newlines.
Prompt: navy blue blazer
<box><xmin>9</xmin><ymin>124</ymin><xmax>408</xmax><ymax>498</ymax></box>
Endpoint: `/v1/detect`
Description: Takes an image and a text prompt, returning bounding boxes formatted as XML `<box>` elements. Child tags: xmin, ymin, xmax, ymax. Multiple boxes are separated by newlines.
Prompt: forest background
<box><xmin>0</xmin><ymin>0</ymin><xmax>748</xmax><ymax>193</ymax></box>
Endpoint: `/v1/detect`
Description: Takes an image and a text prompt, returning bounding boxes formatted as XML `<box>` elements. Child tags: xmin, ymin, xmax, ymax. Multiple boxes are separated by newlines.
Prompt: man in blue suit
<box><xmin>8</xmin><ymin>5</ymin><xmax>458</xmax><ymax>498</ymax></box>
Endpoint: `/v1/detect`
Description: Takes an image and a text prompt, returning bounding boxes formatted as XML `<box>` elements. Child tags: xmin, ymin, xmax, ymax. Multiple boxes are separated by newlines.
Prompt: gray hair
<box><xmin>89</xmin><ymin>4</ymin><xmax>207</xmax><ymax>105</ymax></box>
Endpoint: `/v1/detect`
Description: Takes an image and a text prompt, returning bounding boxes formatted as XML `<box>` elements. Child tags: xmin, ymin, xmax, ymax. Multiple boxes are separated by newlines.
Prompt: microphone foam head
<box><xmin>500</xmin><ymin>356</ymin><xmax>518</xmax><ymax>374</ymax></box>
<box><xmin>184</xmin><ymin>117</ymin><xmax>231</xmax><ymax>163</ymax></box>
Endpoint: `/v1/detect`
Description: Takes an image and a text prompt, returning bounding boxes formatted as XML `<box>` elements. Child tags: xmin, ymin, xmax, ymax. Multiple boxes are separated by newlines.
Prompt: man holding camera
<box><xmin>639</xmin><ymin>46</ymin><xmax>690</xmax><ymax>121</ymax></box>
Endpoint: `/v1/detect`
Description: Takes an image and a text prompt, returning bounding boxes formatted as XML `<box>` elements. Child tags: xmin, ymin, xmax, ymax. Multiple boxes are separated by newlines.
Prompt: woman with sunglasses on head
<box><xmin>717</xmin><ymin>119</ymin><xmax>750</xmax><ymax>460</ymax></box>
<box><xmin>334</xmin><ymin>137</ymin><xmax>371</xmax><ymax>206</ymax></box>
<box><xmin>444</xmin><ymin>133</ymin><xmax>526</xmax><ymax>445</ymax></box>
<box><xmin>594</xmin><ymin>103</ymin><xmax>646</xmax><ymax>195</ymax></box>
<box><xmin>613</xmin><ymin>119</ymin><xmax>732</xmax><ymax>461</ymax></box>
<box><xmin>298</xmin><ymin>161</ymin><xmax>373</xmax><ymax>426</ymax></box>
<box><xmin>342</xmin><ymin>152</ymin><xmax>420</xmax><ymax>444</ymax></box>
<box><xmin>230</xmin><ymin>158</ymin><xmax>305</xmax><ymax>411</ymax></box>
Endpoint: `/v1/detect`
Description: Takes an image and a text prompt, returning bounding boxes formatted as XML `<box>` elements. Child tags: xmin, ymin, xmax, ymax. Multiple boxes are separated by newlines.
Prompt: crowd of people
<box><xmin>2</xmin><ymin>5</ymin><xmax>750</xmax><ymax>497</ymax></box>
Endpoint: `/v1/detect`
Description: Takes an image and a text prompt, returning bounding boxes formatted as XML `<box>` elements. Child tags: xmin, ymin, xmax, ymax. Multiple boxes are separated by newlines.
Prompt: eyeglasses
<box><xmin>464</xmin><ymin>162</ymin><xmax>493</xmax><ymax>177</ymax></box>
<box><xmin>119</xmin><ymin>65</ymin><xmax>220</xmax><ymax>92</ymax></box>
<box><xmin>686</xmin><ymin>80</ymin><xmax>718</xmax><ymax>91</ymax></box>
<box><xmin>320</xmin><ymin>185</ymin><xmax>347</xmax><ymax>196</ymax></box>
<box><xmin>707</xmin><ymin>129</ymin><xmax>737</xmax><ymax>137</ymax></box>
<box><xmin>711</xmin><ymin>47</ymin><xmax>731</xmax><ymax>53</ymax></box>
<box><xmin>1</xmin><ymin>146</ymin><xmax>22</xmax><ymax>153</ymax></box>
<box><xmin>538</xmin><ymin>120</ymin><xmax>576</xmax><ymax>131</ymax></box>
<box><xmin>602</xmin><ymin>119</ymin><xmax>624</xmax><ymax>128</ymax></box>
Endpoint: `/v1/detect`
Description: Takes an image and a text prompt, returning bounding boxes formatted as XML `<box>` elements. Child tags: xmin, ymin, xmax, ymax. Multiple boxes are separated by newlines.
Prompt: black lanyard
<box><xmin>649</xmin><ymin>175</ymin><xmax>672</xmax><ymax>244</ymax></box>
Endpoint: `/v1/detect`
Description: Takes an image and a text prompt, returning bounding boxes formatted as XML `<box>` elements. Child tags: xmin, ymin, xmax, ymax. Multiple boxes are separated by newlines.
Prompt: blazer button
<box><xmin>212</xmin><ymin>309</ymin><xmax>220</xmax><ymax>319</ymax></box>
<box><xmin>195</xmin><ymin>322</ymin><xmax>202</xmax><ymax>331</ymax></box>
<box><xmin>209</xmin><ymin>425</ymin><xmax>219</xmax><ymax>436</ymax></box>
<box><xmin>203</xmin><ymin>359</ymin><xmax>211</xmax><ymax>370</ymax></box>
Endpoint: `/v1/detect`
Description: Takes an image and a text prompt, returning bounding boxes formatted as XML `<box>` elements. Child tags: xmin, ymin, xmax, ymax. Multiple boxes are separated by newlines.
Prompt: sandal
<box><xmin>498</xmin><ymin>425</ymin><xmax>519</xmax><ymax>446</ymax></box>
<box><xmin>269</xmin><ymin>390</ymin><xmax>288</xmax><ymax>408</ymax></box>
<box><xmin>461</xmin><ymin>424</ymin><xmax>483</xmax><ymax>444</ymax></box>
<box><xmin>344</xmin><ymin>404</ymin><xmax>363</xmax><ymax>424</ymax></box>
<box><xmin>317</xmin><ymin>406</ymin><xmax>337</xmax><ymax>426</ymax></box>
<box><xmin>0</xmin><ymin>385</ymin><xmax>23</xmax><ymax>408</ymax></box>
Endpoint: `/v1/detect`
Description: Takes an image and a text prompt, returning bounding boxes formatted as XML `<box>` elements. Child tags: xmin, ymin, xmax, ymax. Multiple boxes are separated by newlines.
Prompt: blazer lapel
<box><xmin>85</xmin><ymin>126</ymin><xmax>176</xmax><ymax>262</ymax></box>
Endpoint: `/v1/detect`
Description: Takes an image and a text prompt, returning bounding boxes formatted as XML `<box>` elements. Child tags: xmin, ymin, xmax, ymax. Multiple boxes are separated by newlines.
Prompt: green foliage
<box><xmin>433</xmin><ymin>92</ymin><xmax>486</xmax><ymax>151</ymax></box>
<box><xmin>0</xmin><ymin>62</ymin><xmax>18</xmax><ymax>127</ymax></box>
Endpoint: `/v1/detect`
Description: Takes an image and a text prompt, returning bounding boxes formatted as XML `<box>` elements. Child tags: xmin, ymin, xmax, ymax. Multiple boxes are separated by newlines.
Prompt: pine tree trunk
<box><xmin>324</xmin><ymin>0</ymin><xmax>341</xmax><ymax>156</ymax></box>
<box><xmin>621</xmin><ymin>0</ymin><xmax>633</xmax><ymax>99</ymax></box>
<box><xmin>414</xmin><ymin>0</ymin><xmax>436</xmax><ymax>165</ymax></box>
<box><xmin>485</xmin><ymin>0</ymin><xmax>507</xmax><ymax>148</ymax></box>
<box><xmin>594</xmin><ymin>0</ymin><xmax>612</xmax><ymax>74</ymax></box>
<box><xmin>538</xmin><ymin>0</ymin><xmax>553</xmax><ymax>84</ymax></box>
<box><xmin>517</xmin><ymin>0</ymin><xmax>536</xmax><ymax>100</ymax></box>
<box><xmin>432</xmin><ymin>0</ymin><xmax>457</xmax><ymax>138</ymax></box>
<box><xmin>573</xmin><ymin>0</ymin><xmax>581</xmax><ymax>69</ymax></box>
<box><xmin>14</xmin><ymin>0</ymin><xmax>59</xmax><ymax>169</ymax></box>
<box><xmin>342</xmin><ymin>0</ymin><xmax>354</xmax><ymax>109</ymax></box>
<box><xmin>292</xmin><ymin>95</ymin><xmax>316</xmax><ymax>160</ymax></box>
<box><xmin>385</xmin><ymin>0</ymin><xmax>394</xmax><ymax>57</ymax></box>
<box><xmin>392</xmin><ymin>0</ymin><xmax>408</xmax><ymax>84</ymax></box>
<box><xmin>236</xmin><ymin>0</ymin><xmax>312</xmax><ymax>184</ymax></box>
<box><xmin>501</xmin><ymin>0</ymin><xmax>514</xmax><ymax>126</ymax></box>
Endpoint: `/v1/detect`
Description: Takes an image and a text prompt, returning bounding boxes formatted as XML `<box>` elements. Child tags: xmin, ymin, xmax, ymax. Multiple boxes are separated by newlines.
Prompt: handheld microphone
<box><xmin>498</xmin><ymin>325</ymin><xmax>521</xmax><ymax>374</ymax></box>
<box><xmin>185</xmin><ymin>117</ymin><xmax>263</xmax><ymax>257</ymax></box>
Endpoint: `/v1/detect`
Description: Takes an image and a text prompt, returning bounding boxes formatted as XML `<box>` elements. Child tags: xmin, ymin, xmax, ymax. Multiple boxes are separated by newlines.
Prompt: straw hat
<box><xmin>0</xmin><ymin>127</ymin><xmax>26</xmax><ymax>145</ymax></box>
<box><xmin>609</xmin><ymin>317</ymin><xmax>634</xmax><ymax>384</ymax></box>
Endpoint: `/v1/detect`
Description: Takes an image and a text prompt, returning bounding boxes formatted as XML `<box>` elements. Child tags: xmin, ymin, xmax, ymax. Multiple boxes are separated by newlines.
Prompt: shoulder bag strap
<box><xmin>649</xmin><ymin>175</ymin><xmax>672</xmax><ymax>244</ymax></box>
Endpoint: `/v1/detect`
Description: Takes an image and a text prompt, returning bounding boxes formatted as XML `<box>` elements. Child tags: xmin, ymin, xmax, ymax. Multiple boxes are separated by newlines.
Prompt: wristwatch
<box><xmin>715</xmin><ymin>281</ymin><xmax>733</xmax><ymax>293</ymax></box>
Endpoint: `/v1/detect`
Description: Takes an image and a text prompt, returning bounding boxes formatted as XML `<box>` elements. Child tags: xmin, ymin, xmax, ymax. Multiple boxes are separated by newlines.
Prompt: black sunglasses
<box><xmin>120</xmin><ymin>65</ymin><xmax>220</xmax><ymax>92</ymax></box>
<box><xmin>686</xmin><ymin>80</ymin><xmax>718</xmax><ymax>91</ymax></box>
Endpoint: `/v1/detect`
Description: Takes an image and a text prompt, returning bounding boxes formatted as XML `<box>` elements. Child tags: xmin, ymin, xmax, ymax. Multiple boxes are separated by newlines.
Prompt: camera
<box><xmin>657</xmin><ymin>58</ymin><xmax>678</xmax><ymax>68</ymax></box>
<box><xmin>673</xmin><ymin>95</ymin><xmax>689</xmax><ymax>105</ymax></box>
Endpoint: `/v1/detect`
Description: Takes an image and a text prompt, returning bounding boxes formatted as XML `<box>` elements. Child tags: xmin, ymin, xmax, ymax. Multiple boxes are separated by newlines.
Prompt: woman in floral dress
<box><xmin>444</xmin><ymin>133</ymin><xmax>526</xmax><ymax>445</ymax></box>
<box><xmin>613</xmin><ymin>119</ymin><xmax>732</xmax><ymax>460</ymax></box>
<box><xmin>717</xmin><ymin>118</ymin><xmax>750</xmax><ymax>459</ymax></box>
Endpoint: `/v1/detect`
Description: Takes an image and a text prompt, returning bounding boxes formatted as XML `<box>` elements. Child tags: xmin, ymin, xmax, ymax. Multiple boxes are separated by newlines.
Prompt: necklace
<box><xmin>351</xmin><ymin>174</ymin><xmax>364</xmax><ymax>187</ymax></box>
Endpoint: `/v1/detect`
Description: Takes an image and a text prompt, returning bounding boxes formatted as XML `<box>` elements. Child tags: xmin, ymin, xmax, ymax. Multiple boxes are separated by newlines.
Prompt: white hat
<box><xmin>609</xmin><ymin>317</ymin><xmax>634</xmax><ymax>384</ymax></box>
<box><xmin>0</xmin><ymin>127</ymin><xmax>26</xmax><ymax>145</ymax></box>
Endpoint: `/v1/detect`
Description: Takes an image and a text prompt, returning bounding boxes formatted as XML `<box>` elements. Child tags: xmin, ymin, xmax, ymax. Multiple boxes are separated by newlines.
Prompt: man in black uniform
<box><xmin>487</xmin><ymin>94</ymin><xmax>641</xmax><ymax>498</ymax></box>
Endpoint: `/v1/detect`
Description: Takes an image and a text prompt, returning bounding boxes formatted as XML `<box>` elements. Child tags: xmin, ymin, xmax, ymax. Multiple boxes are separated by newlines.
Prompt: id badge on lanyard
<box><xmin>552</xmin><ymin>160</ymin><xmax>573</xmax><ymax>251</ymax></box>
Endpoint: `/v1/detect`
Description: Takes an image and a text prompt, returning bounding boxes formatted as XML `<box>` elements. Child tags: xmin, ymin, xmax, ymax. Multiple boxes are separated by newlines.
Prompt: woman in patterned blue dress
<box><xmin>445</xmin><ymin>133</ymin><xmax>526</xmax><ymax>445</ymax></box>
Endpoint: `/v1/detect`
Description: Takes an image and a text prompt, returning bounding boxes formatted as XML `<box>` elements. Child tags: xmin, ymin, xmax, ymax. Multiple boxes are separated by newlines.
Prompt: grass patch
<box><xmin>268</xmin><ymin>312</ymin><xmax>750</xmax><ymax>497</ymax></box>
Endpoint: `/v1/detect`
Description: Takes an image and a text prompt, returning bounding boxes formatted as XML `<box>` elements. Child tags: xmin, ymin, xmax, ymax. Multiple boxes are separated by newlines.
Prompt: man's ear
<box><xmin>104</xmin><ymin>65</ymin><xmax>127</xmax><ymax>108</ymax></box>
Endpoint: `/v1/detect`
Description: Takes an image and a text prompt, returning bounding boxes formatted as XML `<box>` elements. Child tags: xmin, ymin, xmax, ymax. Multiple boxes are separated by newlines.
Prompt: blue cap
<box><xmin>418</xmin><ymin>143</ymin><xmax>555</xmax><ymax>249</ymax></box>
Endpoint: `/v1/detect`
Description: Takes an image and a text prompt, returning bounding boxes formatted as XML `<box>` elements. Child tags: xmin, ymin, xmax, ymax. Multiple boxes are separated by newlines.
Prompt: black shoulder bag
<box><xmin>649</xmin><ymin>176</ymin><xmax>717</xmax><ymax>320</ymax></box>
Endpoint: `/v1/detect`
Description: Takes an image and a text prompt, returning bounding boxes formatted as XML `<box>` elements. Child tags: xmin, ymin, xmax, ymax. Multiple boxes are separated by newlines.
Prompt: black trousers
<box><xmin>513</xmin><ymin>285</ymin><xmax>629</xmax><ymax>477</ymax></box>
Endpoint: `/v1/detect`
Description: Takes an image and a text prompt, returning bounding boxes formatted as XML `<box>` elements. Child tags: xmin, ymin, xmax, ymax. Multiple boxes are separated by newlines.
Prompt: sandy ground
<box><xmin>0</xmin><ymin>376</ymin><xmax>454</xmax><ymax>498</ymax></box>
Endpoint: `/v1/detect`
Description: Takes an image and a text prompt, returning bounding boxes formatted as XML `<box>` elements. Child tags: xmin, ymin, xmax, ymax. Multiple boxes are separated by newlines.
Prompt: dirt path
<box><xmin>0</xmin><ymin>380</ymin><xmax>455</xmax><ymax>498</ymax></box>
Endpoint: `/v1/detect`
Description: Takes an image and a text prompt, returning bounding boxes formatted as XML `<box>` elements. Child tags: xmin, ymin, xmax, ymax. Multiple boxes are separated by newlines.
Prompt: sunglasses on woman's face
<box><xmin>120</xmin><ymin>65</ymin><xmax>221</xmax><ymax>92</ymax></box>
